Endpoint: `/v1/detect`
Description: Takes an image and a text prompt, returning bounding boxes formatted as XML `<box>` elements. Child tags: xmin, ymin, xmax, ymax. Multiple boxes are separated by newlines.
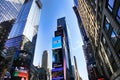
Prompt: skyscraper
<box><xmin>73</xmin><ymin>56</ymin><xmax>82</xmax><ymax>80</ymax></box>
<box><xmin>77</xmin><ymin>0</ymin><xmax>120</xmax><ymax>80</ymax></box>
<box><xmin>42</xmin><ymin>50</ymin><xmax>49</xmax><ymax>71</ymax></box>
<box><xmin>52</xmin><ymin>17</ymin><xmax>73</xmax><ymax>80</ymax></box>
<box><xmin>57</xmin><ymin>17</ymin><xmax>73</xmax><ymax>77</ymax></box>
<box><xmin>73</xmin><ymin>1</ymin><xmax>98</xmax><ymax>80</ymax></box>
<box><xmin>4</xmin><ymin>0</ymin><xmax>42</xmax><ymax>79</ymax></box>
<box><xmin>41</xmin><ymin>50</ymin><xmax>51</xmax><ymax>80</ymax></box>
<box><xmin>0</xmin><ymin>0</ymin><xmax>25</xmax><ymax>23</ymax></box>
<box><xmin>0</xmin><ymin>0</ymin><xmax>25</xmax><ymax>54</ymax></box>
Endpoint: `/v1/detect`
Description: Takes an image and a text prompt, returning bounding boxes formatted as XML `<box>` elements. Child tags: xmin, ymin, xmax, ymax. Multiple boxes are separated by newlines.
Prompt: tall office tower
<box><xmin>52</xmin><ymin>17</ymin><xmax>73</xmax><ymax>80</ymax></box>
<box><xmin>41</xmin><ymin>50</ymin><xmax>51</xmax><ymax>80</ymax></box>
<box><xmin>73</xmin><ymin>0</ymin><xmax>99</xmax><ymax>80</ymax></box>
<box><xmin>57</xmin><ymin>17</ymin><xmax>73</xmax><ymax>78</ymax></box>
<box><xmin>42</xmin><ymin>50</ymin><xmax>49</xmax><ymax>71</ymax></box>
<box><xmin>4</xmin><ymin>0</ymin><xmax>42</xmax><ymax>80</ymax></box>
<box><xmin>72</xmin><ymin>65</ymin><xmax>76</xmax><ymax>80</ymax></box>
<box><xmin>0</xmin><ymin>0</ymin><xmax>25</xmax><ymax>23</ymax></box>
<box><xmin>73</xmin><ymin>56</ymin><xmax>82</xmax><ymax>80</ymax></box>
<box><xmin>77</xmin><ymin>0</ymin><xmax>120</xmax><ymax>80</ymax></box>
<box><xmin>0</xmin><ymin>0</ymin><xmax>25</xmax><ymax>52</ymax></box>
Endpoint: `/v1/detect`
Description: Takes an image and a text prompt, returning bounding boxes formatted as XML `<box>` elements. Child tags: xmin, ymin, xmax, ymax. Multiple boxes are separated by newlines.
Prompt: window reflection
<box><xmin>116</xmin><ymin>7</ymin><xmax>120</xmax><ymax>24</ymax></box>
<box><xmin>104</xmin><ymin>17</ymin><xmax>110</xmax><ymax>32</ymax></box>
<box><xmin>110</xmin><ymin>30</ymin><xmax>117</xmax><ymax>45</ymax></box>
<box><xmin>108</xmin><ymin>0</ymin><xmax>115</xmax><ymax>12</ymax></box>
<box><xmin>105</xmin><ymin>23</ymin><xmax>110</xmax><ymax>30</ymax></box>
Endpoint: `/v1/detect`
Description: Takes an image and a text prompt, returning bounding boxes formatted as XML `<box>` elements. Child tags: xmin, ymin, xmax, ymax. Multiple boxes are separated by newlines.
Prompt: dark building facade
<box><xmin>52</xmin><ymin>17</ymin><xmax>73</xmax><ymax>80</ymax></box>
<box><xmin>73</xmin><ymin>1</ymin><xmax>100</xmax><ymax>80</ymax></box>
<box><xmin>0</xmin><ymin>20</ymin><xmax>14</xmax><ymax>79</ymax></box>
<box><xmin>0</xmin><ymin>0</ymin><xmax>25</xmax><ymax>77</ymax></box>
<box><xmin>97</xmin><ymin>0</ymin><xmax>120</xmax><ymax>80</ymax></box>
<box><xmin>0</xmin><ymin>20</ymin><xmax>15</xmax><ymax>51</ymax></box>
<box><xmin>3</xmin><ymin>0</ymin><xmax>42</xmax><ymax>79</ymax></box>
<box><xmin>76</xmin><ymin>0</ymin><xmax>120</xmax><ymax>80</ymax></box>
<box><xmin>57</xmin><ymin>17</ymin><xmax>73</xmax><ymax>77</ymax></box>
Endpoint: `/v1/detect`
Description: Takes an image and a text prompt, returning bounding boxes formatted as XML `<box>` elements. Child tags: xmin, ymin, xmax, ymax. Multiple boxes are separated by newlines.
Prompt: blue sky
<box><xmin>33</xmin><ymin>0</ymin><xmax>88</xmax><ymax>80</ymax></box>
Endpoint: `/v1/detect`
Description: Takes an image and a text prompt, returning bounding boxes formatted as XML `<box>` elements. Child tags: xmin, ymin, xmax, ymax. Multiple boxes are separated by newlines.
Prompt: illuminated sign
<box><xmin>52</xmin><ymin>49</ymin><xmax>63</xmax><ymax>68</ymax></box>
<box><xmin>13</xmin><ymin>67</ymin><xmax>29</xmax><ymax>80</ymax></box>
<box><xmin>52</xmin><ymin>68</ymin><xmax>64</xmax><ymax>80</ymax></box>
<box><xmin>52</xmin><ymin>36</ymin><xmax>62</xmax><ymax>49</ymax></box>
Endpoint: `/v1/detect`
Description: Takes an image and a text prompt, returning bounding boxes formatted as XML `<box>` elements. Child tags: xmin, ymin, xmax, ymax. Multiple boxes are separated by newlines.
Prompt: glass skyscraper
<box><xmin>4</xmin><ymin>0</ymin><xmax>42</xmax><ymax>79</ymax></box>
<box><xmin>52</xmin><ymin>17</ymin><xmax>73</xmax><ymax>80</ymax></box>
<box><xmin>6</xmin><ymin>0</ymin><xmax>42</xmax><ymax>55</ymax></box>
<box><xmin>0</xmin><ymin>0</ymin><xmax>25</xmax><ymax>23</ymax></box>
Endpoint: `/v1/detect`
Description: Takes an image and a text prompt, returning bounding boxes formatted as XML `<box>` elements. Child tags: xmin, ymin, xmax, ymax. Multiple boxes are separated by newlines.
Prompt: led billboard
<box><xmin>5</xmin><ymin>35</ymin><xmax>23</xmax><ymax>49</ymax></box>
<box><xmin>52</xmin><ymin>36</ymin><xmax>62</xmax><ymax>49</ymax></box>
<box><xmin>52</xmin><ymin>68</ymin><xmax>64</xmax><ymax>80</ymax></box>
<box><xmin>52</xmin><ymin>49</ymin><xmax>63</xmax><ymax>68</ymax></box>
<box><xmin>13</xmin><ymin>67</ymin><xmax>29</xmax><ymax>80</ymax></box>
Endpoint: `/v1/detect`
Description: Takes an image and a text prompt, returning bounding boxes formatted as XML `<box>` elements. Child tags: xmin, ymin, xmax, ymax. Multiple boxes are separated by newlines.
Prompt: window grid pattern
<box><xmin>0</xmin><ymin>0</ymin><xmax>25</xmax><ymax>23</ymax></box>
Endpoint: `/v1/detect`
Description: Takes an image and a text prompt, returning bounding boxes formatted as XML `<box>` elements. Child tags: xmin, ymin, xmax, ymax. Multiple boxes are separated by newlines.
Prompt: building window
<box><xmin>104</xmin><ymin>17</ymin><xmax>110</xmax><ymax>31</ymax></box>
<box><xmin>116</xmin><ymin>7</ymin><xmax>120</xmax><ymax>24</ymax></box>
<box><xmin>107</xmin><ymin>0</ymin><xmax>115</xmax><ymax>12</ymax></box>
<box><xmin>102</xmin><ymin>36</ymin><xmax>106</xmax><ymax>45</ymax></box>
<box><xmin>110</xmin><ymin>29</ymin><xmax>118</xmax><ymax>45</ymax></box>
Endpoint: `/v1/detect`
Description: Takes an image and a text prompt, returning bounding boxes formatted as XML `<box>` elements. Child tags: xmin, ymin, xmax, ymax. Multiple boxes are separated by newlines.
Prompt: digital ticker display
<box><xmin>52</xmin><ymin>49</ymin><xmax>63</xmax><ymax>68</ymax></box>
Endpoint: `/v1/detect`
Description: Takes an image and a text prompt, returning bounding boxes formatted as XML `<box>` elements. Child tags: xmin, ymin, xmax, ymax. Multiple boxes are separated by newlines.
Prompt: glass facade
<box><xmin>0</xmin><ymin>0</ymin><xmax>25</xmax><ymax>23</ymax></box>
<box><xmin>57</xmin><ymin>17</ymin><xmax>72</xmax><ymax>71</ymax></box>
<box><xmin>5</xmin><ymin>36</ymin><xmax>23</xmax><ymax>49</ymax></box>
<box><xmin>107</xmin><ymin>0</ymin><xmax>115</xmax><ymax>12</ymax></box>
<box><xmin>110</xmin><ymin>30</ymin><xmax>118</xmax><ymax>44</ymax></box>
<box><xmin>104</xmin><ymin>17</ymin><xmax>110</xmax><ymax>31</ymax></box>
<box><xmin>4</xmin><ymin>0</ymin><xmax>42</xmax><ymax>79</ymax></box>
<box><xmin>116</xmin><ymin>7</ymin><xmax>120</xmax><ymax>24</ymax></box>
<box><xmin>104</xmin><ymin>17</ymin><xmax>119</xmax><ymax>46</ymax></box>
<box><xmin>74</xmin><ymin>0</ymin><xmax>78</xmax><ymax>6</ymax></box>
<box><xmin>9</xmin><ymin>0</ymin><xmax>41</xmax><ymax>42</ymax></box>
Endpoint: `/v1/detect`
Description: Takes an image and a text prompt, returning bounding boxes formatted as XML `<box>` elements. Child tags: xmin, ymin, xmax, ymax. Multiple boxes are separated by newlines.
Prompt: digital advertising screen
<box><xmin>52</xmin><ymin>68</ymin><xmax>64</xmax><ymax>80</ymax></box>
<box><xmin>52</xmin><ymin>49</ymin><xmax>63</xmax><ymax>68</ymax></box>
<box><xmin>5</xmin><ymin>35</ymin><xmax>23</xmax><ymax>49</ymax></box>
<box><xmin>52</xmin><ymin>36</ymin><xmax>62</xmax><ymax>49</ymax></box>
<box><xmin>13</xmin><ymin>67</ymin><xmax>29</xmax><ymax>80</ymax></box>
